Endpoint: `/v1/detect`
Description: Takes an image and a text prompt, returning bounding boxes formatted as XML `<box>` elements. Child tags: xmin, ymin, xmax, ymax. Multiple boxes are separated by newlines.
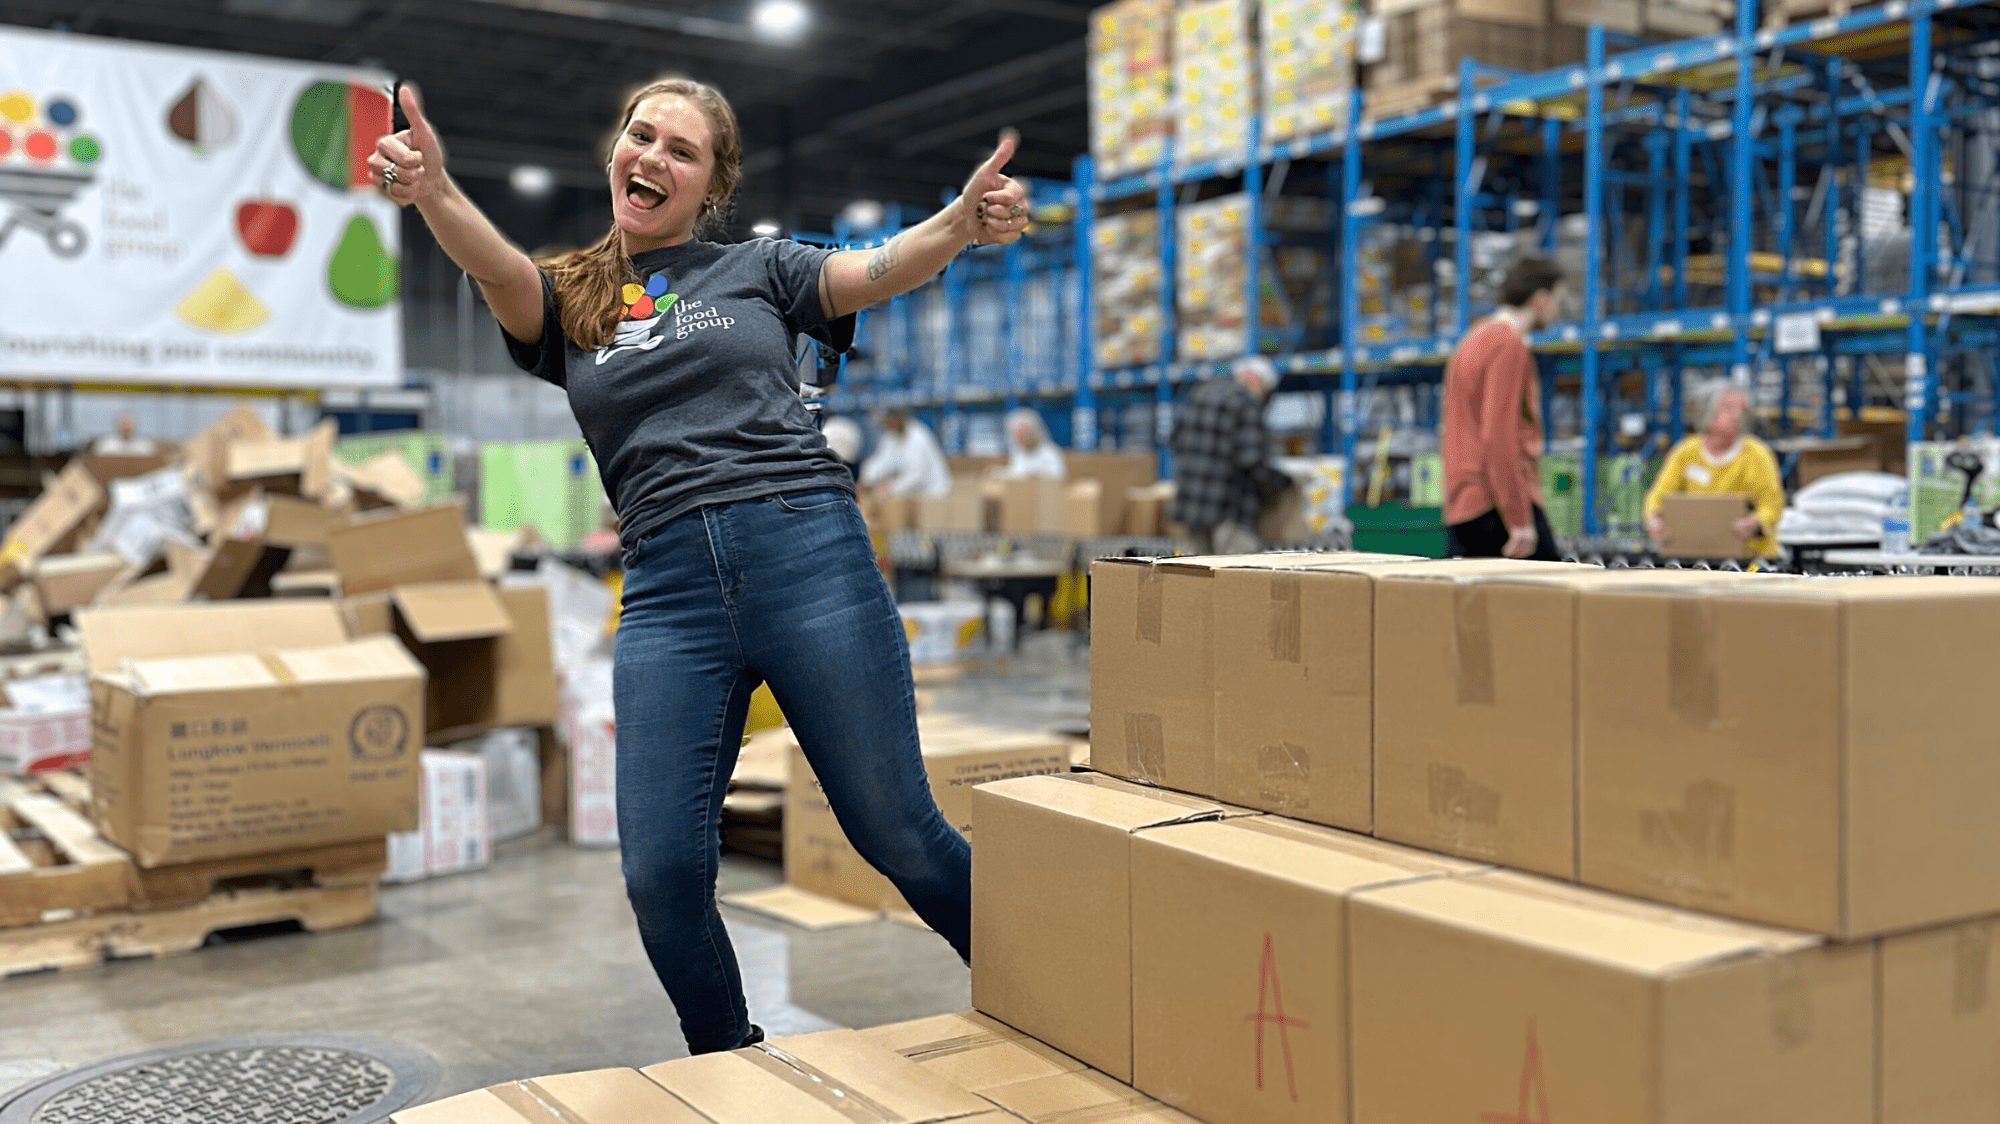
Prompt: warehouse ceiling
<box><xmin>0</xmin><ymin>0</ymin><xmax>1093</xmax><ymax>242</ymax></box>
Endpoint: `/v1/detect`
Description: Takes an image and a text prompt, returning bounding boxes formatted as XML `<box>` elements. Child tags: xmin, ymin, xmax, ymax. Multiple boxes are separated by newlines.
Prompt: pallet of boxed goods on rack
<box><xmin>1092</xmin><ymin>209</ymin><xmax>1164</xmax><ymax>369</ymax></box>
<box><xmin>1177</xmin><ymin>194</ymin><xmax>1335</xmax><ymax>361</ymax></box>
<box><xmin>1088</xmin><ymin>0</ymin><xmax>1173</xmax><ymax>183</ymax></box>
<box><xmin>1261</xmin><ymin>0</ymin><xmax>1359</xmax><ymax>144</ymax></box>
<box><xmin>1173</xmin><ymin>0</ymin><xmax>1254</xmax><ymax>169</ymax></box>
<box><xmin>1360</xmin><ymin>0</ymin><xmax>1584</xmax><ymax>118</ymax></box>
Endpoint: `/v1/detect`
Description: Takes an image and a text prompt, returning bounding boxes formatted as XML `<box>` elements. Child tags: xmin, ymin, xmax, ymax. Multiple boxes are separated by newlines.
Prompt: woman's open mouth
<box><xmin>626</xmin><ymin>174</ymin><xmax>667</xmax><ymax>211</ymax></box>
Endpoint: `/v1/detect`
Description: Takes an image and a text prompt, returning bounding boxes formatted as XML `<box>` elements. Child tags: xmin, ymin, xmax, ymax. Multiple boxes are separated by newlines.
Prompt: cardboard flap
<box><xmin>300</xmin><ymin>419</ymin><xmax>337</xmax><ymax>500</ymax></box>
<box><xmin>264</xmin><ymin>493</ymin><xmax>332</xmax><ymax>547</ymax></box>
<box><xmin>393</xmin><ymin>1070</ymin><xmax>713</xmax><ymax>1124</ymax></box>
<box><xmin>33</xmin><ymin>552</ymin><xmax>127</xmax><ymax>579</ymax></box>
<box><xmin>643</xmin><ymin>1031</ymin><xmax>992</xmax><ymax>1124</ymax></box>
<box><xmin>268</xmin><ymin>636</ymin><xmax>426</xmax><ymax>684</ymax></box>
<box><xmin>392</xmin><ymin>581</ymin><xmax>515</xmax><ymax>643</ymax></box>
<box><xmin>329</xmin><ymin>504</ymin><xmax>480</xmax><ymax>594</ymax></box>
<box><xmin>227</xmin><ymin>437</ymin><xmax>308</xmax><ymax>482</ymax></box>
<box><xmin>468</xmin><ymin>528</ymin><xmax>525</xmax><ymax>581</ymax></box>
<box><xmin>341</xmin><ymin>451</ymin><xmax>427</xmax><ymax>510</ymax></box>
<box><xmin>127</xmin><ymin>652</ymin><xmax>280</xmax><ymax>693</ymax></box>
<box><xmin>984</xmin><ymin>773</ymin><xmax>1233</xmax><ymax>832</ymax></box>
<box><xmin>79</xmin><ymin>601</ymin><xmax>350</xmax><ymax>673</ymax></box>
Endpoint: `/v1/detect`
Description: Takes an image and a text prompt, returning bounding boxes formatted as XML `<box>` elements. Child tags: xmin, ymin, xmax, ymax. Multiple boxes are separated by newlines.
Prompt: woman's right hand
<box><xmin>369</xmin><ymin>84</ymin><xmax>446</xmax><ymax>209</ymax></box>
<box><xmin>1646</xmin><ymin>513</ymin><xmax>1669</xmax><ymax>543</ymax></box>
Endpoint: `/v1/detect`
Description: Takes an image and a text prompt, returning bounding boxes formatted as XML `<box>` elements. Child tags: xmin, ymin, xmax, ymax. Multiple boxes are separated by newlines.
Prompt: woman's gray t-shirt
<box><xmin>503</xmin><ymin>237</ymin><xmax>855</xmax><ymax>547</ymax></box>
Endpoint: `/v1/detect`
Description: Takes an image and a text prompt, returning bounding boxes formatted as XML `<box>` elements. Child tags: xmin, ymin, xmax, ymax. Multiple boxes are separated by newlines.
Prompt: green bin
<box><xmin>1347</xmin><ymin>504</ymin><xmax>1448</xmax><ymax>558</ymax></box>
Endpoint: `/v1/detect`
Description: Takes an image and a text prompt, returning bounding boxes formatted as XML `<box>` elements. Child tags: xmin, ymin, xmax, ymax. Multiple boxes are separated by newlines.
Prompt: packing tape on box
<box><xmin>1135</xmin><ymin>566</ymin><xmax>1163</xmax><ymax>643</ymax></box>
<box><xmin>896</xmin><ymin>1028</ymin><xmax>1020</xmax><ymax>1062</ymax></box>
<box><xmin>1071</xmin><ymin>770</ymin><xmax>1227</xmax><ymax>819</ymax></box>
<box><xmin>490</xmin><ymin>1080</ymin><xmax>592</xmax><ymax>1124</ymax></box>
<box><xmin>1257</xmin><ymin>739</ymin><xmax>1311</xmax><ymax>812</ymax></box>
<box><xmin>1638</xmin><ymin>779</ymin><xmax>1736</xmax><ymax>863</ymax></box>
<box><xmin>1957</xmin><ymin>921</ymin><xmax>1993</xmax><ymax>1016</ymax></box>
<box><xmin>1667</xmin><ymin>597</ymin><xmax>1720</xmax><ymax>726</ymax></box>
<box><xmin>1267</xmin><ymin>573</ymin><xmax>1302</xmax><ymax>663</ymax></box>
<box><xmin>744</xmin><ymin>1044</ymin><xmax>903</xmax><ymax>1124</ymax></box>
<box><xmin>1123</xmin><ymin>713</ymin><xmax>1167</xmax><ymax>783</ymax></box>
<box><xmin>1451</xmin><ymin>583</ymin><xmax>1496</xmax><ymax>706</ymax></box>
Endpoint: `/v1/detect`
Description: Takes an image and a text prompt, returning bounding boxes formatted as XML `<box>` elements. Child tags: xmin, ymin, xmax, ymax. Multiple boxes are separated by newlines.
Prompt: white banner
<box><xmin>0</xmin><ymin>26</ymin><xmax>401</xmax><ymax>387</ymax></box>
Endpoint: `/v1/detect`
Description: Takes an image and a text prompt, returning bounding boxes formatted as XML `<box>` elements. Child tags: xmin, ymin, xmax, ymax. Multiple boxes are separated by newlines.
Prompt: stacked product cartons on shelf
<box><xmin>1173</xmin><ymin>0</ymin><xmax>1254</xmax><ymax>168</ymax></box>
<box><xmin>1261</xmin><ymin>0</ymin><xmax>1359</xmax><ymax>144</ymax></box>
<box><xmin>1092</xmin><ymin>209</ymin><xmax>1164</xmax><ymax>368</ymax></box>
<box><xmin>1088</xmin><ymin>0</ymin><xmax>1173</xmax><ymax>182</ymax></box>
<box><xmin>1176</xmin><ymin>195</ymin><xmax>1334</xmax><ymax>360</ymax></box>
<box><xmin>1360</xmin><ymin>0</ymin><xmax>1579</xmax><ymax>119</ymax></box>
<box><xmin>1646</xmin><ymin>0</ymin><xmax>1727</xmax><ymax>35</ymax></box>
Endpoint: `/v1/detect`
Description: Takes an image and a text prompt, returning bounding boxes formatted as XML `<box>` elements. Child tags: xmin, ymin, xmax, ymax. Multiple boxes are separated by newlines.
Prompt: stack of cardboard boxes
<box><xmin>862</xmin><ymin>453</ymin><xmax>1163</xmax><ymax>541</ymax></box>
<box><xmin>1172</xmin><ymin>0</ymin><xmax>1255</xmax><ymax>169</ymax></box>
<box><xmin>1360</xmin><ymin>0</ymin><xmax>1585</xmax><ymax>118</ymax></box>
<box><xmin>1261</xmin><ymin>0</ymin><xmax>1359</xmax><ymax>144</ymax></box>
<box><xmin>0</xmin><ymin>411</ymin><xmax>564</xmax><ymax>950</ymax></box>
<box><xmin>1092</xmin><ymin>210</ymin><xmax>1165</xmax><ymax>370</ymax></box>
<box><xmin>970</xmin><ymin>553</ymin><xmax>2000</xmax><ymax>1120</ymax></box>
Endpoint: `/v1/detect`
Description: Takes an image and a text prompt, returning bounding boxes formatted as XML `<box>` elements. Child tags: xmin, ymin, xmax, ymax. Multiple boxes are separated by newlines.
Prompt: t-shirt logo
<box><xmin>596</xmin><ymin>273</ymin><xmax>679</xmax><ymax>365</ymax></box>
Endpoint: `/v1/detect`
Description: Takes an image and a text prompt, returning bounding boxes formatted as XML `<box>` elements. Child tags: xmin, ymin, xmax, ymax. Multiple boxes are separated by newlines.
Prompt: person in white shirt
<box><xmin>91</xmin><ymin>413</ymin><xmax>158</xmax><ymax>457</ymax></box>
<box><xmin>860</xmin><ymin>411</ymin><xmax>952</xmax><ymax>498</ymax></box>
<box><xmin>995</xmin><ymin>407</ymin><xmax>1065</xmax><ymax>480</ymax></box>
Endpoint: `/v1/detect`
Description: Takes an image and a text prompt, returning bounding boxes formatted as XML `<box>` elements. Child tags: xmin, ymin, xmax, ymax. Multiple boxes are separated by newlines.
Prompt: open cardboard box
<box><xmin>79</xmin><ymin>600</ymin><xmax>423</xmax><ymax>866</ymax></box>
<box><xmin>333</xmin><ymin>504</ymin><xmax>556</xmax><ymax>738</ymax></box>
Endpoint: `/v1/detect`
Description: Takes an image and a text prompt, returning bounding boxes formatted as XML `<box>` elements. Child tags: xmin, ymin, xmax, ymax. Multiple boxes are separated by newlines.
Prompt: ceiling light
<box><xmin>751</xmin><ymin>0</ymin><xmax>810</xmax><ymax>41</ymax></box>
<box><xmin>510</xmin><ymin>164</ymin><xmax>555</xmax><ymax>197</ymax></box>
<box><xmin>751</xmin><ymin>220</ymin><xmax>781</xmax><ymax>236</ymax></box>
<box><xmin>840</xmin><ymin>199</ymin><xmax>885</xmax><ymax>232</ymax></box>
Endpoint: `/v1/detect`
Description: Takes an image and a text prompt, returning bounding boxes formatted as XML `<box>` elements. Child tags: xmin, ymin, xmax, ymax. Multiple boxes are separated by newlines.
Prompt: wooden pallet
<box><xmin>129</xmin><ymin>837</ymin><xmax>388</xmax><ymax>912</ymax></box>
<box><xmin>0</xmin><ymin>778</ymin><xmax>132</xmax><ymax>928</ymax></box>
<box><xmin>0</xmin><ymin>881</ymin><xmax>378</xmax><ymax>977</ymax></box>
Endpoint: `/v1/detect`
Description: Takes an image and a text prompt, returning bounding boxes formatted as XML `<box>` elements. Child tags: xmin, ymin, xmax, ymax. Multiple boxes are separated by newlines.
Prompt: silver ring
<box><xmin>382</xmin><ymin>166</ymin><xmax>400</xmax><ymax>185</ymax></box>
<box><xmin>1010</xmin><ymin>204</ymin><xmax>1024</xmax><ymax>217</ymax></box>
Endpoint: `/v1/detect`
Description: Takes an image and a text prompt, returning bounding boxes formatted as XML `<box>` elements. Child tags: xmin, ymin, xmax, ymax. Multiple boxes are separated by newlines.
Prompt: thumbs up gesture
<box><xmin>960</xmin><ymin>127</ymin><xmax>1029</xmax><ymax>246</ymax></box>
<box><xmin>368</xmin><ymin>83</ymin><xmax>447</xmax><ymax>207</ymax></box>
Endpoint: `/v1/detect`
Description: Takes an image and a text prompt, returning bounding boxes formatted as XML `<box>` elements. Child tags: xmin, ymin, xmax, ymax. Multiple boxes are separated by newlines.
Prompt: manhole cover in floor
<box><xmin>0</xmin><ymin>1035</ymin><xmax>440</xmax><ymax>1124</ymax></box>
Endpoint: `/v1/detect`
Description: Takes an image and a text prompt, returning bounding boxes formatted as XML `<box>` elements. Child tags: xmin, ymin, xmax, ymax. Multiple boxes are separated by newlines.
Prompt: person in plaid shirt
<box><xmin>1169</xmin><ymin>356</ymin><xmax>1289</xmax><ymax>554</ymax></box>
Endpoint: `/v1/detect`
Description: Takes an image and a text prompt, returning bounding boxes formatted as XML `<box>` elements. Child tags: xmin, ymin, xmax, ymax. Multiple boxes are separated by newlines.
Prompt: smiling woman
<box><xmin>364</xmin><ymin>75</ymin><xmax>1029</xmax><ymax>1059</ymax></box>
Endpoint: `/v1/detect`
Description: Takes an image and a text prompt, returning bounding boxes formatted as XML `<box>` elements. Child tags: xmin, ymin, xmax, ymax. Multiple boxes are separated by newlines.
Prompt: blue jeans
<box><xmin>612</xmin><ymin>488</ymin><xmax>971</xmax><ymax>1053</ymax></box>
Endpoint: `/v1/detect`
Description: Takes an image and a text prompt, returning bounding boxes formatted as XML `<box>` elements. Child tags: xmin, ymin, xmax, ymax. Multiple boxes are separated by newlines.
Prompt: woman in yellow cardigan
<box><xmin>1643</xmin><ymin>381</ymin><xmax>1787</xmax><ymax>557</ymax></box>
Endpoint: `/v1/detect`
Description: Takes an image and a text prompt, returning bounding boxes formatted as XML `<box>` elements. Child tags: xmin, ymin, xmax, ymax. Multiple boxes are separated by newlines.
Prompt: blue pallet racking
<box><xmin>827</xmin><ymin>0</ymin><xmax>2000</xmax><ymax>531</ymax></box>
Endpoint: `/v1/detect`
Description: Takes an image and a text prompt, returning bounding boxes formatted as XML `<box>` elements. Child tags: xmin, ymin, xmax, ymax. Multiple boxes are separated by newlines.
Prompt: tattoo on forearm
<box><xmin>865</xmin><ymin>238</ymin><xmax>901</xmax><ymax>282</ymax></box>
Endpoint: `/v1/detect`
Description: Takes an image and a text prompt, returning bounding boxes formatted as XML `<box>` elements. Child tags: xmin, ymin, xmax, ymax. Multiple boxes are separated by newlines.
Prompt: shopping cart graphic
<box><xmin>0</xmin><ymin>165</ymin><xmax>94</xmax><ymax>258</ymax></box>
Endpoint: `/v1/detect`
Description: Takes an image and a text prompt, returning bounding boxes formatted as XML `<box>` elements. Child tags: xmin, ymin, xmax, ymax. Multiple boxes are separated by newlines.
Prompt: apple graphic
<box><xmin>236</xmin><ymin>198</ymin><xmax>299</xmax><ymax>257</ymax></box>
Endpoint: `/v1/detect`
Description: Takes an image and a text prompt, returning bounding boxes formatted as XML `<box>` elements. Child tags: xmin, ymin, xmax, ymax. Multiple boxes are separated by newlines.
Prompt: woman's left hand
<box><xmin>1732</xmin><ymin>513</ymin><xmax>1762</xmax><ymax>537</ymax></box>
<box><xmin>961</xmin><ymin>128</ymin><xmax>1029</xmax><ymax>246</ymax></box>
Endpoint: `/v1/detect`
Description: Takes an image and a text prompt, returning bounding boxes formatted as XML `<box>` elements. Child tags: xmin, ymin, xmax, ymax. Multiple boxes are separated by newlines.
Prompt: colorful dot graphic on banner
<box><xmin>328</xmin><ymin>213</ymin><xmax>398</xmax><ymax>309</ymax></box>
<box><xmin>177</xmin><ymin>267</ymin><xmax>270</xmax><ymax>333</ymax></box>
<box><xmin>291</xmin><ymin>81</ymin><xmax>392</xmax><ymax>192</ymax></box>
<box><xmin>0</xmin><ymin>91</ymin><xmax>103</xmax><ymax>168</ymax></box>
<box><xmin>166</xmin><ymin>76</ymin><xmax>236</xmax><ymax>153</ymax></box>
<box><xmin>621</xmin><ymin>273</ymin><xmax>676</xmax><ymax>320</ymax></box>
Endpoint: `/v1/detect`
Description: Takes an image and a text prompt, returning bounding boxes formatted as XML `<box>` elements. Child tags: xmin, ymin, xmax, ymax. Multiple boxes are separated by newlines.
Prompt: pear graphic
<box><xmin>328</xmin><ymin>213</ymin><xmax>398</xmax><ymax>309</ymax></box>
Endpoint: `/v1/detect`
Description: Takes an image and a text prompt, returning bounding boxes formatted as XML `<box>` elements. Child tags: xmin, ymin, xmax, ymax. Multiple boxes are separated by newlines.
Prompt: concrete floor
<box><xmin>0</xmin><ymin>627</ymin><xmax>1091</xmax><ymax>1111</ymax></box>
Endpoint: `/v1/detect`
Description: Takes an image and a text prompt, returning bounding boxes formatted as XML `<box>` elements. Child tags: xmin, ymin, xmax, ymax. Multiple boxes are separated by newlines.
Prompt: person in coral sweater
<box><xmin>1442</xmin><ymin>257</ymin><xmax>1566</xmax><ymax>559</ymax></box>
<box><xmin>1643</xmin><ymin>380</ymin><xmax>1786</xmax><ymax>557</ymax></box>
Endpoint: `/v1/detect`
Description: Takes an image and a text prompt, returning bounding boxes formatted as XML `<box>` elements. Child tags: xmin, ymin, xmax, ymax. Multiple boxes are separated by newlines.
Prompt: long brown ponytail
<box><xmin>536</xmin><ymin>76</ymin><xmax>744</xmax><ymax>351</ymax></box>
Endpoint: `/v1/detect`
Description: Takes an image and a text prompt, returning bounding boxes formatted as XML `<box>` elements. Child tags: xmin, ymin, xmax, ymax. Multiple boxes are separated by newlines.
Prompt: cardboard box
<box><xmin>1070</xmin><ymin>452</ymin><xmax>1158</xmax><ymax>535</ymax></box>
<box><xmin>392</xmin><ymin>1069</ymin><xmax>711</xmax><ymax>1124</ymax></box>
<box><xmin>386</xmin><ymin>749</ymin><xmax>489</xmax><ymax>883</ymax></box>
<box><xmin>1373</xmin><ymin>560</ymin><xmax>1670</xmax><ymax>877</ymax></box>
<box><xmin>1656</xmin><ymin>491</ymin><xmax>1755</xmax><ymax>558</ymax></box>
<box><xmin>1348</xmin><ymin>870</ymin><xmax>1874</xmax><ymax>1124</ymax></box>
<box><xmin>1791</xmin><ymin>436</ymin><xmax>1882</xmax><ymax>488</ymax></box>
<box><xmin>225</xmin><ymin>419</ymin><xmax>335</xmax><ymax>500</ymax></box>
<box><xmin>641</xmin><ymin>1030</ymin><xmax>994</xmax><ymax>1124</ymax></box>
<box><xmin>1881</xmin><ymin>916</ymin><xmax>2000</xmax><ymax>1123</ymax></box>
<box><xmin>329</xmin><ymin>504</ymin><xmax>482</xmax><ymax>594</ymax></box>
<box><xmin>1123</xmin><ymin>483</ymin><xmax>1171</xmax><ymax>537</ymax></box>
<box><xmin>972</xmin><ymin>772</ymin><xmax>1242</xmax><ymax>1081</ymax></box>
<box><xmin>1</xmin><ymin>460</ymin><xmax>106</xmax><ymax>573</ymax></box>
<box><xmin>861</xmin><ymin>494</ymin><xmax>919</xmax><ymax>534</ymax></box>
<box><xmin>1001</xmin><ymin>478</ymin><xmax>1069</xmax><ymax>536</ymax></box>
<box><xmin>1579</xmin><ymin>576</ymin><xmax>2000</xmax><ymax>937</ymax></box>
<box><xmin>785</xmin><ymin>720</ymin><xmax>1073</xmax><ymax>913</ymax></box>
<box><xmin>980</xmin><ymin>1070</ymin><xmax>1203</xmax><ymax>1124</ymax></box>
<box><xmin>1209</xmin><ymin>553</ymin><xmax>1418</xmax><ymax>831</ymax></box>
<box><xmin>0</xmin><ymin>672</ymin><xmax>92</xmax><ymax>775</ymax></box>
<box><xmin>916</xmin><ymin>478</ymin><xmax>990</xmax><ymax>533</ymax></box>
<box><xmin>561</xmin><ymin>655</ymin><xmax>617</xmax><ymax>846</ymax></box>
<box><xmin>1558</xmin><ymin>0</ymin><xmax>1644</xmax><ymax>32</ymax></box>
<box><xmin>1088</xmin><ymin>554</ymin><xmax>1283</xmax><ymax>796</ymax></box>
<box><xmin>1063</xmin><ymin>479</ymin><xmax>1105</xmax><ymax>537</ymax></box>
<box><xmin>29</xmin><ymin>553</ymin><xmax>127</xmax><ymax>617</ymax></box>
<box><xmin>1131</xmin><ymin>817</ymin><xmax>1482</xmax><ymax>1124</ymax></box>
<box><xmin>80</xmin><ymin>601</ymin><xmax>424</xmax><ymax>866</ymax></box>
<box><xmin>860</xmin><ymin>1011</ymin><xmax>1088</xmax><ymax>1092</ymax></box>
<box><xmin>339</xmin><ymin>451</ymin><xmax>428</xmax><ymax>511</ymax></box>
